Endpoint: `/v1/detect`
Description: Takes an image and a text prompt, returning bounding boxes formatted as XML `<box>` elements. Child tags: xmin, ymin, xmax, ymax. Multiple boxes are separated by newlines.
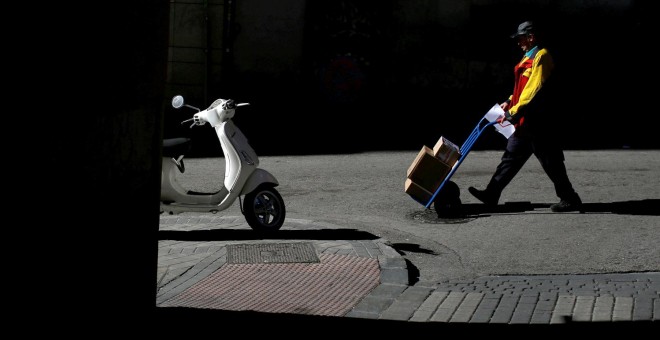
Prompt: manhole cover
<box><xmin>227</xmin><ymin>242</ymin><xmax>320</xmax><ymax>264</ymax></box>
<box><xmin>409</xmin><ymin>209</ymin><xmax>475</xmax><ymax>224</ymax></box>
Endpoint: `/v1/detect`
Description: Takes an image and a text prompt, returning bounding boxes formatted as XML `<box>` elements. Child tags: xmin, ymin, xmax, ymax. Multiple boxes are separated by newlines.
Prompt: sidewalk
<box><xmin>156</xmin><ymin>214</ymin><xmax>659</xmax><ymax>329</ymax></box>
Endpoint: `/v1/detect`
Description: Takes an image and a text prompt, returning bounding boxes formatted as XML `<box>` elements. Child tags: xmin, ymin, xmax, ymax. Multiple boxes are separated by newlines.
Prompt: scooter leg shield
<box><xmin>241</xmin><ymin>168</ymin><xmax>279</xmax><ymax>195</ymax></box>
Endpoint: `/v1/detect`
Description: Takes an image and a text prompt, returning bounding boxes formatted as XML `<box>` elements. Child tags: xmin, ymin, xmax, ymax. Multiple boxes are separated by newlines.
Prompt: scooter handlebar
<box><xmin>178</xmin><ymin>99</ymin><xmax>249</xmax><ymax>128</ymax></box>
<box><xmin>180</xmin><ymin>112</ymin><xmax>208</xmax><ymax>128</ymax></box>
<box><xmin>192</xmin><ymin>114</ymin><xmax>207</xmax><ymax>128</ymax></box>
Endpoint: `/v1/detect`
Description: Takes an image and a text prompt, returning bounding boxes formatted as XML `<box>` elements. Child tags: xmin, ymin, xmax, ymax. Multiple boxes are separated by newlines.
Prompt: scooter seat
<box><xmin>162</xmin><ymin>138</ymin><xmax>191</xmax><ymax>157</ymax></box>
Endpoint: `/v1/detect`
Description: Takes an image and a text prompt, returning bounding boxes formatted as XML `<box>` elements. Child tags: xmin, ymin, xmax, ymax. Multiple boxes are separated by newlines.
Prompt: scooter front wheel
<box><xmin>243</xmin><ymin>185</ymin><xmax>286</xmax><ymax>232</ymax></box>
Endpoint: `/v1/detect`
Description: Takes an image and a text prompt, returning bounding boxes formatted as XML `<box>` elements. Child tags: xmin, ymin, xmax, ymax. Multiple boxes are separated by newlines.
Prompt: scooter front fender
<box><xmin>240</xmin><ymin>168</ymin><xmax>279</xmax><ymax>195</ymax></box>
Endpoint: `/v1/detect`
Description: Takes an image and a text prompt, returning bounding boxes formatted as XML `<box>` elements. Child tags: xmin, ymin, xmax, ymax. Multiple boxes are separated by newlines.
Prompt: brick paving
<box><xmin>157</xmin><ymin>214</ymin><xmax>659</xmax><ymax>324</ymax></box>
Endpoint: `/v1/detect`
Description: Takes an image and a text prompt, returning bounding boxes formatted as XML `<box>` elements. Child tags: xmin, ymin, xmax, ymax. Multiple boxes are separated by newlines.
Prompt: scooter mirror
<box><xmin>172</xmin><ymin>95</ymin><xmax>185</xmax><ymax>109</ymax></box>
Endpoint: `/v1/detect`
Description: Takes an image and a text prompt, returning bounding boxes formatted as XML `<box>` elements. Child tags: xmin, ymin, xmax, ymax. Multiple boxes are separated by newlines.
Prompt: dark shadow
<box><xmin>419</xmin><ymin>201</ymin><xmax>539</xmax><ymax>222</ymax></box>
<box><xmin>444</xmin><ymin>199</ymin><xmax>660</xmax><ymax>218</ymax></box>
<box><xmin>579</xmin><ymin>199</ymin><xmax>660</xmax><ymax>216</ymax></box>
<box><xmin>460</xmin><ymin>201</ymin><xmax>541</xmax><ymax>217</ymax></box>
<box><xmin>158</xmin><ymin>228</ymin><xmax>379</xmax><ymax>241</ymax></box>
<box><xmin>389</xmin><ymin>244</ymin><xmax>434</xmax><ymax>286</ymax></box>
<box><xmin>390</xmin><ymin>243</ymin><xmax>439</xmax><ymax>255</ymax></box>
<box><xmin>404</xmin><ymin>259</ymin><xmax>420</xmax><ymax>286</ymax></box>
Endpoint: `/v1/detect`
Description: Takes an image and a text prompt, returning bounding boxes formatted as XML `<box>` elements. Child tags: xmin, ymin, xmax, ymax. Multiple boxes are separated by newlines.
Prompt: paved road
<box><xmin>172</xmin><ymin>150</ymin><xmax>660</xmax><ymax>284</ymax></box>
<box><xmin>154</xmin><ymin>150</ymin><xmax>658</xmax><ymax>331</ymax></box>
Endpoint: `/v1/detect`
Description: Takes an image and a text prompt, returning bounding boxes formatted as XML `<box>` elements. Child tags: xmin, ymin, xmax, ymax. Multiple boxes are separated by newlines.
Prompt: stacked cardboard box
<box><xmin>433</xmin><ymin>136</ymin><xmax>461</xmax><ymax>167</ymax></box>
<box><xmin>405</xmin><ymin>137</ymin><xmax>461</xmax><ymax>204</ymax></box>
<box><xmin>404</xmin><ymin>178</ymin><xmax>434</xmax><ymax>204</ymax></box>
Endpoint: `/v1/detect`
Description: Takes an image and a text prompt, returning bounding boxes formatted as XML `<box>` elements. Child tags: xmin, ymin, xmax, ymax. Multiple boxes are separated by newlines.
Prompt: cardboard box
<box><xmin>433</xmin><ymin>136</ymin><xmax>461</xmax><ymax>167</ymax></box>
<box><xmin>406</xmin><ymin>145</ymin><xmax>432</xmax><ymax>177</ymax></box>
<box><xmin>405</xmin><ymin>178</ymin><xmax>434</xmax><ymax>204</ymax></box>
<box><xmin>406</xmin><ymin>145</ymin><xmax>451</xmax><ymax>193</ymax></box>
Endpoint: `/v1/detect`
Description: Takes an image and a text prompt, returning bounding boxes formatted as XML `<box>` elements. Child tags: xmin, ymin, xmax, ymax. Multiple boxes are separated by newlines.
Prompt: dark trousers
<box><xmin>486</xmin><ymin>129</ymin><xmax>579</xmax><ymax>202</ymax></box>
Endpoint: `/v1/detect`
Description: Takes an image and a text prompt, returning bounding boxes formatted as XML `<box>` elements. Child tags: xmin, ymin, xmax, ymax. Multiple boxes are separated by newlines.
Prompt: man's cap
<box><xmin>510</xmin><ymin>21</ymin><xmax>534</xmax><ymax>38</ymax></box>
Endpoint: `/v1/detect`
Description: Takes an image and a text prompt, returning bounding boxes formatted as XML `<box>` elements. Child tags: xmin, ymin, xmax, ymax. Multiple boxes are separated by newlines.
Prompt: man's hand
<box><xmin>498</xmin><ymin>102</ymin><xmax>512</xmax><ymax>124</ymax></box>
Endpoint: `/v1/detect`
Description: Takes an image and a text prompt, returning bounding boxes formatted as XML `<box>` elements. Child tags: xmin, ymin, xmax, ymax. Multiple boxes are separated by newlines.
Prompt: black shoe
<box><xmin>468</xmin><ymin>187</ymin><xmax>499</xmax><ymax>205</ymax></box>
<box><xmin>550</xmin><ymin>198</ymin><xmax>582</xmax><ymax>212</ymax></box>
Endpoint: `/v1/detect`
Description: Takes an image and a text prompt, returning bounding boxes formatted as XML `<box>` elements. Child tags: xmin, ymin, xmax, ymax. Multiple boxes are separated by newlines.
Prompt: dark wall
<box><xmin>172</xmin><ymin>0</ymin><xmax>656</xmax><ymax>157</ymax></box>
<box><xmin>32</xmin><ymin>0</ymin><xmax>170</xmax><ymax>333</ymax></box>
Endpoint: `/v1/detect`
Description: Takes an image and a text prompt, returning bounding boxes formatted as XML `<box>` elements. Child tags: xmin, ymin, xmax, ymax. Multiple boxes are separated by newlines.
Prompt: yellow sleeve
<box><xmin>510</xmin><ymin>48</ymin><xmax>554</xmax><ymax>116</ymax></box>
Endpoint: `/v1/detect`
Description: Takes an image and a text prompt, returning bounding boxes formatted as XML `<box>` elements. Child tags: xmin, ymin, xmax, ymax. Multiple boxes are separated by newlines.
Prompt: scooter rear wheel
<box><xmin>243</xmin><ymin>185</ymin><xmax>286</xmax><ymax>232</ymax></box>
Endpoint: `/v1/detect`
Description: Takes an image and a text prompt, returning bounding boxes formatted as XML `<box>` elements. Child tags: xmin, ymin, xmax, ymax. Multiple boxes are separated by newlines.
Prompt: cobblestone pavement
<box><xmin>157</xmin><ymin>215</ymin><xmax>659</xmax><ymax>326</ymax></box>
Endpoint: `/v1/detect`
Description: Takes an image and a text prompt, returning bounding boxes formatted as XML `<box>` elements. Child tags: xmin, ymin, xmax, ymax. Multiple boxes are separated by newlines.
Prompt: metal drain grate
<box><xmin>227</xmin><ymin>242</ymin><xmax>320</xmax><ymax>264</ymax></box>
<box><xmin>409</xmin><ymin>209</ymin><xmax>475</xmax><ymax>224</ymax></box>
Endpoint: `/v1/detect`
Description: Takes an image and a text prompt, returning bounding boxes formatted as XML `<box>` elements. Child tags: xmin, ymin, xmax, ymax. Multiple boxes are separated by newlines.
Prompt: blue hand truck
<box><xmin>421</xmin><ymin>117</ymin><xmax>499</xmax><ymax>209</ymax></box>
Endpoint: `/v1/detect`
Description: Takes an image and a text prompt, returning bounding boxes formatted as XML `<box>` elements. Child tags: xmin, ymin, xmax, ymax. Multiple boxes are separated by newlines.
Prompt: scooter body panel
<box><xmin>161</xmin><ymin>119</ymin><xmax>261</xmax><ymax>212</ymax></box>
<box><xmin>215</xmin><ymin>120</ymin><xmax>258</xmax><ymax>208</ymax></box>
<box><xmin>160</xmin><ymin>157</ymin><xmax>229</xmax><ymax>205</ymax></box>
<box><xmin>241</xmin><ymin>168</ymin><xmax>279</xmax><ymax>195</ymax></box>
<box><xmin>219</xmin><ymin>120</ymin><xmax>259</xmax><ymax>192</ymax></box>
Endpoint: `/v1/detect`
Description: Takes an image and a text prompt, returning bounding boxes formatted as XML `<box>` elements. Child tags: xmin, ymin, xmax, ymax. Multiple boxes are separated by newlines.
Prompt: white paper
<box><xmin>484</xmin><ymin>104</ymin><xmax>515</xmax><ymax>139</ymax></box>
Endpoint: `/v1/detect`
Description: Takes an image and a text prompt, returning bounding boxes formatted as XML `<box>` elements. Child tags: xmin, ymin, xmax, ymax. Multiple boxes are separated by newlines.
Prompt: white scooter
<box><xmin>161</xmin><ymin>95</ymin><xmax>286</xmax><ymax>232</ymax></box>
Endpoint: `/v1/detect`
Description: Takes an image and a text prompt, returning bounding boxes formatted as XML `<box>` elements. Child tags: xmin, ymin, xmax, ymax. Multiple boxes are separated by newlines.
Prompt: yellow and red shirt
<box><xmin>507</xmin><ymin>46</ymin><xmax>554</xmax><ymax>127</ymax></box>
